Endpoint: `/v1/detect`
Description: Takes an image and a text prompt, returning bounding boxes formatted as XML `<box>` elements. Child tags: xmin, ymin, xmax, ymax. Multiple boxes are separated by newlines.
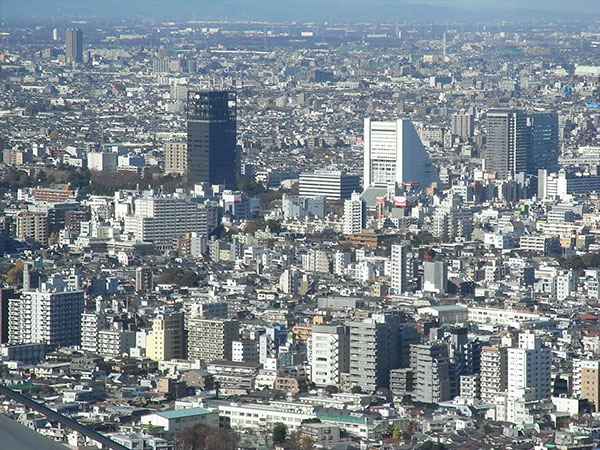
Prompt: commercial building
<box><xmin>187</xmin><ymin>90</ymin><xmax>237</xmax><ymax>188</ymax></box>
<box><xmin>298</xmin><ymin>170</ymin><xmax>361</xmax><ymax>200</ymax></box>
<box><xmin>485</xmin><ymin>109</ymin><xmax>528</xmax><ymax>179</ymax></box>
<box><xmin>538</xmin><ymin>169</ymin><xmax>600</xmax><ymax>201</ymax></box>
<box><xmin>423</xmin><ymin>261</ymin><xmax>448</xmax><ymax>294</ymax></box>
<box><xmin>527</xmin><ymin>112</ymin><xmax>558</xmax><ymax>174</ymax></box>
<box><xmin>363</xmin><ymin>118</ymin><xmax>440</xmax><ymax>189</ymax></box>
<box><xmin>65</xmin><ymin>28</ymin><xmax>83</xmax><ymax>63</ymax></box>
<box><xmin>410</xmin><ymin>342</ymin><xmax>452</xmax><ymax>404</ymax></box>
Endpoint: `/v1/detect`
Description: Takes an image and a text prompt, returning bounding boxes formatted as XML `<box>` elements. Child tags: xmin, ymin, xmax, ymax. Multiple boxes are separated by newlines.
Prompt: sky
<box><xmin>1</xmin><ymin>0</ymin><xmax>599</xmax><ymax>23</ymax></box>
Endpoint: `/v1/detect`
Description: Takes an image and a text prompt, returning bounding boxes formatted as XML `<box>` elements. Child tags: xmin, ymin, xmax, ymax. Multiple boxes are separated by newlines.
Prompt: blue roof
<box><xmin>156</xmin><ymin>407</ymin><xmax>212</xmax><ymax>419</ymax></box>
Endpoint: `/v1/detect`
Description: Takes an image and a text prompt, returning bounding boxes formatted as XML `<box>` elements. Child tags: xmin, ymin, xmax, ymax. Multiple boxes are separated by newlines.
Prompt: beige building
<box><xmin>146</xmin><ymin>312</ymin><xmax>185</xmax><ymax>361</ymax></box>
<box><xmin>164</xmin><ymin>141</ymin><xmax>187</xmax><ymax>176</ymax></box>
<box><xmin>187</xmin><ymin>318</ymin><xmax>239</xmax><ymax>361</ymax></box>
<box><xmin>16</xmin><ymin>211</ymin><xmax>49</xmax><ymax>245</ymax></box>
<box><xmin>575</xmin><ymin>360</ymin><xmax>600</xmax><ymax>412</ymax></box>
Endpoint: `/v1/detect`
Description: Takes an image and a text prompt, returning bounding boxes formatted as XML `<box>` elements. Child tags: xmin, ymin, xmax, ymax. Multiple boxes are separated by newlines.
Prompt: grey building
<box><xmin>187</xmin><ymin>318</ymin><xmax>239</xmax><ymax>361</ymax></box>
<box><xmin>282</xmin><ymin>194</ymin><xmax>326</xmax><ymax>219</ymax></box>
<box><xmin>410</xmin><ymin>342</ymin><xmax>452</xmax><ymax>404</ymax></box>
<box><xmin>423</xmin><ymin>261</ymin><xmax>448</xmax><ymax>294</ymax></box>
<box><xmin>349</xmin><ymin>314</ymin><xmax>420</xmax><ymax>392</ymax></box>
<box><xmin>65</xmin><ymin>28</ymin><xmax>83</xmax><ymax>63</ymax></box>
<box><xmin>486</xmin><ymin>109</ymin><xmax>528</xmax><ymax>179</ymax></box>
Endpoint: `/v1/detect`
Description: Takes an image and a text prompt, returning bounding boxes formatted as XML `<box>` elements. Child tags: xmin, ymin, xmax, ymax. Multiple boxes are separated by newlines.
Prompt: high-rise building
<box><xmin>164</xmin><ymin>142</ymin><xmax>188</xmax><ymax>175</ymax></box>
<box><xmin>479</xmin><ymin>346</ymin><xmax>507</xmax><ymax>404</ymax></box>
<box><xmin>507</xmin><ymin>332</ymin><xmax>551</xmax><ymax>401</ymax></box>
<box><xmin>146</xmin><ymin>312</ymin><xmax>185</xmax><ymax>361</ymax></box>
<box><xmin>343</xmin><ymin>192</ymin><xmax>365</xmax><ymax>235</ymax></box>
<box><xmin>309</xmin><ymin>325</ymin><xmax>350</xmax><ymax>387</ymax></box>
<box><xmin>16</xmin><ymin>211</ymin><xmax>49</xmax><ymax>245</ymax></box>
<box><xmin>410</xmin><ymin>342</ymin><xmax>452</xmax><ymax>403</ymax></box>
<box><xmin>574</xmin><ymin>360</ymin><xmax>600</xmax><ymax>412</ymax></box>
<box><xmin>9</xmin><ymin>283</ymin><xmax>84</xmax><ymax>348</ymax></box>
<box><xmin>65</xmin><ymin>28</ymin><xmax>83</xmax><ymax>63</ymax></box>
<box><xmin>81</xmin><ymin>312</ymin><xmax>107</xmax><ymax>354</ymax></box>
<box><xmin>423</xmin><ymin>261</ymin><xmax>448</xmax><ymax>294</ymax></box>
<box><xmin>135</xmin><ymin>267</ymin><xmax>154</xmax><ymax>293</ymax></box>
<box><xmin>451</xmin><ymin>113</ymin><xmax>474</xmax><ymax>140</ymax></box>
<box><xmin>485</xmin><ymin>109</ymin><xmax>528</xmax><ymax>179</ymax></box>
<box><xmin>187</xmin><ymin>318</ymin><xmax>239</xmax><ymax>361</ymax></box>
<box><xmin>363</xmin><ymin>118</ymin><xmax>440</xmax><ymax>189</ymax></box>
<box><xmin>391</xmin><ymin>244</ymin><xmax>408</xmax><ymax>294</ymax></box>
<box><xmin>0</xmin><ymin>288</ymin><xmax>18</xmax><ymax>344</ymax></box>
<box><xmin>298</xmin><ymin>170</ymin><xmax>361</xmax><ymax>200</ymax></box>
<box><xmin>527</xmin><ymin>112</ymin><xmax>559</xmax><ymax>174</ymax></box>
<box><xmin>124</xmin><ymin>196</ymin><xmax>208</xmax><ymax>243</ymax></box>
<box><xmin>187</xmin><ymin>91</ymin><xmax>237</xmax><ymax>188</ymax></box>
<box><xmin>349</xmin><ymin>314</ymin><xmax>419</xmax><ymax>392</ymax></box>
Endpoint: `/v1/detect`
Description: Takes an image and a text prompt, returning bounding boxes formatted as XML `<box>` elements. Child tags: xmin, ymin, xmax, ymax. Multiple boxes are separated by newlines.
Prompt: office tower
<box><xmin>135</xmin><ymin>267</ymin><xmax>153</xmax><ymax>293</ymax></box>
<box><xmin>479</xmin><ymin>346</ymin><xmax>508</xmax><ymax>403</ymax></box>
<box><xmin>507</xmin><ymin>332</ymin><xmax>551</xmax><ymax>401</ymax></box>
<box><xmin>527</xmin><ymin>112</ymin><xmax>559</xmax><ymax>174</ymax></box>
<box><xmin>0</xmin><ymin>288</ymin><xmax>17</xmax><ymax>344</ymax></box>
<box><xmin>485</xmin><ymin>109</ymin><xmax>528</xmax><ymax>179</ymax></box>
<box><xmin>187</xmin><ymin>90</ymin><xmax>237</xmax><ymax>188</ymax></box>
<box><xmin>574</xmin><ymin>360</ymin><xmax>600</xmax><ymax>412</ymax></box>
<box><xmin>391</xmin><ymin>244</ymin><xmax>407</xmax><ymax>294</ymax></box>
<box><xmin>124</xmin><ymin>196</ymin><xmax>208</xmax><ymax>243</ymax></box>
<box><xmin>164</xmin><ymin>142</ymin><xmax>188</xmax><ymax>175</ymax></box>
<box><xmin>81</xmin><ymin>312</ymin><xmax>107</xmax><ymax>353</ymax></box>
<box><xmin>343</xmin><ymin>192</ymin><xmax>365</xmax><ymax>235</ymax></box>
<box><xmin>65</xmin><ymin>28</ymin><xmax>83</xmax><ymax>63</ymax></box>
<box><xmin>9</xmin><ymin>284</ymin><xmax>84</xmax><ymax>348</ymax></box>
<box><xmin>309</xmin><ymin>325</ymin><xmax>350</xmax><ymax>387</ymax></box>
<box><xmin>349</xmin><ymin>314</ymin><xmax>419</xmax><ymax>392</ymax></box>
<box><xmin>451</xmin><ymin>112</ymin><xmax>474</xmax><ymax>140</ymax></box>
<box><xmin>410</xmin><ymin>342</ymin><xmax>452</xmax><ymax>403</ymax></box>
<box><xmin>363</xmin><ymin>118</ymin><xmax>440</xmax><ymax>188</ymax></box>
<box><xmin>298</xmin><ymin>170</ymin><xmax>361</xmax><ymax>200</ymax></box>
<box><xmin>423</xmin><ymin>261</ymin><xmax>448</xmax><ymax>294</ymax></box>
<box><xmin>146</xmin><ymin>312</ymin><xmax>185</xmax><ymax>361</ymax></box>
<box><xmin>52</xmin><ymin>28</ymin><xmax>59</xmax><ymax>41</ymax></box>
<box><xmin>187</xmin><ymin>318</ymin><xmax>239</xmax><ymax>361</ymax></box>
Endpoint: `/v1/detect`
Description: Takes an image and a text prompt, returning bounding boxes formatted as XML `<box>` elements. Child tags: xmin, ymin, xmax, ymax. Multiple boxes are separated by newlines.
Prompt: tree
<box><xmin>392</xmin><ymin>425</ymin><xmax>402</xmax><ymax>439</ymax></box>
<box><xmin>6</xmin><ymin>261</ymin><xmax>24</xmax><ymax>285</ymax></box>
<box><xmin>351</xmin><ymin>385</ymin><xmax>363</xmax><ymax>394</ymax></box>
<box><xmin>272</xmin><ymin>422</ymin><xmax>287</xmax><ymax>444</ymax></box>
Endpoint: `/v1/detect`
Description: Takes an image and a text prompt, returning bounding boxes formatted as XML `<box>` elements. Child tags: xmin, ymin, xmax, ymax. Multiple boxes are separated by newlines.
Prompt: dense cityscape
<box><xmin>1</xmin><ymin>1</ymin><xmax>600</xmax><ymax>449</ymax></box>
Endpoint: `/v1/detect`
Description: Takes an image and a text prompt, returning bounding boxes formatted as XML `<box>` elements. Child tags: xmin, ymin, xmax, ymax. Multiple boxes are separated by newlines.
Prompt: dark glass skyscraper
<box><xmin>186</xmin><ymin>91</ymin><xmax>237</xmax><ymax>189</ymax></box>
<box><xmin>65</xmin><ymin>28</ymin><xmax>83</xmax><ymax>63</ymax></box>
<box><xmin>527</xmin><ymin>112</ymin><xmax>559</xmax><ymax>175</ymax></box>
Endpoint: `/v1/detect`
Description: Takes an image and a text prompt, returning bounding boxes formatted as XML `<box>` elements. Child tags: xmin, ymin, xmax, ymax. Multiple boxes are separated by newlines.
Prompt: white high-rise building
<box><xmin>391</xmin><ymin>244</ymin><xmax>407</xmax><ymax>294</ymax></box>
<box><xmin>507</xmin><ymin>332</ymin><xmax>551</xmax><ymax>401</ymax></box>
<box><xmin>343</xmin><ymin>192</ymin><xmax>365</xmax><ymax>235</ymax></box>
<box><xmin>9</xmin><ymin>281</ymin><xmax>84</xmax><ymax>348</ymax></box>
<box><xmin>363</xmin><ymin>118</ymin><xmax>440</xmax><ymax>189</ymax></box>
<box><xmin>81</xmin><ymin>312</ymin><xmax>107</xmax><ymax>353</ymax></box>
<box><xmin>124</xmin><ymin>196</ymin><xmax>208</xmax><ymax>243</ymax></box>
<box><xmin>309</xmin><ymin>325</ymin><xmax>350</xmax><ymax>387</ymax></box>
<box><xmin>423</xmin><ymin>261</ymin><xmax>448</xmax><ymax>294</ymax></box>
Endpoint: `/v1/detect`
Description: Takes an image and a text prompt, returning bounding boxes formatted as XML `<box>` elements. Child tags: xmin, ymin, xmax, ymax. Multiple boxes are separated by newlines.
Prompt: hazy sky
<box><xmin>2</xmin><ymin>0</ymin><xmax>599</xmax><ymax>23</ymax></box>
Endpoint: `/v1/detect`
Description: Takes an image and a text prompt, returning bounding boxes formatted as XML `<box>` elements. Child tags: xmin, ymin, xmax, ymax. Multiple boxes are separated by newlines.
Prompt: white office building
<box><xmin>299</xmin><ymin>170</ymin><xmax>361</xmax><ymax>200</ymax></box>
<box><xmin>363</xmin><ymin>118</ymin><xmax>440</xmax><ymax>189</ymax></box>
<box><xmin>391</xmin><ymin>244</ymin><xmax>407</xmax><ymax>294</ymax></box>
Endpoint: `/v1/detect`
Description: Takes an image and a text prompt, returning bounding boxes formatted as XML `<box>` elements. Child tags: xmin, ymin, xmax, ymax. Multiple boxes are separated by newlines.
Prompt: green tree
<box><xmin>6</xmin><ymin>261</ymin><xmax>24</xmax><ymax>285</ymax></box>
<box><xmin>272</xmin><ymin>422</ymin><xmax>287</xmax><ymax>444</ymax></box>
<box><xmin>350</xmin><ymin>385</ymin><xmax>363</xmax><ymax>394</ymax></box>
